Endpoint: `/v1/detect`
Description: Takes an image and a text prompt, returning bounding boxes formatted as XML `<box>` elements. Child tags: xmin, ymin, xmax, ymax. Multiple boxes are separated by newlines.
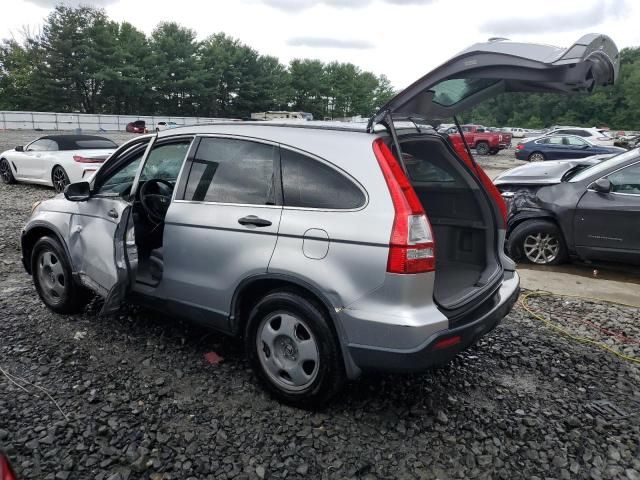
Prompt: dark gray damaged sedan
<box><xmin>495</xmin><ymin>150</ymin><xmax>640</xmax><ymax>266</ymax></box>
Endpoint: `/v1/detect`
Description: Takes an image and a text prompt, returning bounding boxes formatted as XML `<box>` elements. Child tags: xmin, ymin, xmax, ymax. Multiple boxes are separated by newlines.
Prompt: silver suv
<box><xmin>21</xmin><ymin>34</ymin><xmax>618</xmax><ymax>406</ymax></box>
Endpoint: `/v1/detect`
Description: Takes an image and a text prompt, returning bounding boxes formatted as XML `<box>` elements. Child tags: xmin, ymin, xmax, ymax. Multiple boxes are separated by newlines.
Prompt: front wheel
<box><xmin>52</xmin><ymin>166</ymin><xmax>70</xmax><ymax>193</ymax></box>
<box><xmin>245</xmin><ymin>289</ymin><xmax>346</xmax><ymax>408</ymax></box>
<box><xmin>0</xmin><ymin>158</ymin><xmax>16</xmax><ymax>184</ymax></box>
<box><xmin>507</xmin><ymin>219</ymin><xmax>568</xmax><ymax>265</ymax></box>
<box><xmin>31</xmin><ymin>236</ymin><xmax>90</xmax><ymax>314</ymax></box>
<box><xmin>475</xmin><ymin>142</ymin><xmax>490</xmax><ymax>155</ymax></box>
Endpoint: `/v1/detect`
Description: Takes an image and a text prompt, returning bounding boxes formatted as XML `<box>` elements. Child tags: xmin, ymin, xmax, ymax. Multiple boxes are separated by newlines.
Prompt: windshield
<box><xmin>569</xmin><ymin>149</ymin><xmax>639</xmax><ymax>182</ymax></box>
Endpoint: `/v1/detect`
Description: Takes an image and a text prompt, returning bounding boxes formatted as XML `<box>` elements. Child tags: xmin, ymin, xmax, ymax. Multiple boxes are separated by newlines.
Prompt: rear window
<box><xmin>432</xmin><ymin>78</ymin><xmax>499</xmax><ymax>106</ymax></box>
<box><xmin>281</xmin><ymin>149</ymin><xmax>365</xmax><ymax>209</ymax></box>
<box><xmin>72</xmin><ymin>139</ymin><xmax>118</xmax><ymax>149</ymax></box>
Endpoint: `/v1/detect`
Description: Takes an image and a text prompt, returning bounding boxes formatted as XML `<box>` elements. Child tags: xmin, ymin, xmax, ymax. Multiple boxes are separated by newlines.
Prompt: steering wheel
<box><xmin>139</xmin><ymin>178</ymin><xmax>174</xmax><ymax>223</ymax></box>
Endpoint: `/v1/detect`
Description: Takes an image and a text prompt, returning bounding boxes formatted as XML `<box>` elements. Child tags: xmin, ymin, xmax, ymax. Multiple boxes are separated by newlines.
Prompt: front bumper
<box><xmin>347</xmin><ymin>271</ymin><xmax>520</xmax><ymax>373</ymax></box>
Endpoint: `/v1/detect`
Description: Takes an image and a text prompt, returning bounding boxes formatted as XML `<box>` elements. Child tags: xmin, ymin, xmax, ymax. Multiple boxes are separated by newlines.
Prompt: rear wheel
<box><xmin>52</xmin><ymin>166</ymin><xmax>70</xmax><ymax>193</ymax></box>
<box><xmin>528</xmin><ymin>151</ymin><xmax>545</xmax><ymax>162</ymax></box>
<box><xmin>475</xmin><ymin>142</ymin><xmax>490</xmax><ymax>155</ymax></box>
<box><xmin>31</xmin><ymin>236</ymin><xmax>90</xmax><ymax>314</ymax></box>
<box><xmin>245</xmin><ymin>289</ymin><xmax>346</xmax><ymax>408</ymax></box>
<box><xmin>507</xmin><ymin>219</ymin><xmax>567</xmax><ymax>265</ymax></box>
<box><xmin>0</xmin><ymin>158</ymin><xmax>16</xmax><ymax>184</ymax></box>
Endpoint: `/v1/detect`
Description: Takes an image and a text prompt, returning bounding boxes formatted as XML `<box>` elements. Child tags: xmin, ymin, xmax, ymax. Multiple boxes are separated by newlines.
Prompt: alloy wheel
<box><xmin>523</xmin><ymin>233</ymin><xmax>560</xmax><ymax>264</ymax></box>
<box><xmin>52</xmin><ymin>167</ymin><xmax>69</xmax><ymax>193</ymax></box>
<box><xmin>256</xmin><ymin>312</ymin><xmax>320</xmax><ymax>392</ymax></box>
<box><xmin>529</xmin><ymin>153</ymin><xmax>545</xmax><ymax>162</ymax></box>
<box><xmin>36</xmin><ymin>250</ymin><xmax>67</xmax><ymax>304</ymax></box>
<box><xmin>0</xmin><ymin>160</ymin><xmax>11</xmax><ymax>183</ymax></box>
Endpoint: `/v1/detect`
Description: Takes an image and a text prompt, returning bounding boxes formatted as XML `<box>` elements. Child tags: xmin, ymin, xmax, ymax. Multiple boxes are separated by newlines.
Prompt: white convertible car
<box><xmin>0</xmin><ymin>135</ymin><xmax>118</xmax><ymax>193</ymax></box>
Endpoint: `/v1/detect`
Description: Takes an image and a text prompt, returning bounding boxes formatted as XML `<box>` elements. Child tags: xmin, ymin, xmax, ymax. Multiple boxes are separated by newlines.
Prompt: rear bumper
<box><xmin>347</xmin><ymin>270</ymin><xmax>520</xmax><ymax>373</ymax></box>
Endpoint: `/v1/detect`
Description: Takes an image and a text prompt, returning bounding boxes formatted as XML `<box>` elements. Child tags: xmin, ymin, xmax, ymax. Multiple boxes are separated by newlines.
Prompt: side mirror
<box><xmin>591</xmin><ymin>178</ymin><xmax>612</xmax><ymax>193</ymax></box>
<box><xmin>64</xmin><ymin>181</ymin><xmax>91</xmax><ymax>201</ymax></box>
<box><xmin>15</xmin><ymin>145</ymin><xmax>23</xmax><ymax>152</ymax></box>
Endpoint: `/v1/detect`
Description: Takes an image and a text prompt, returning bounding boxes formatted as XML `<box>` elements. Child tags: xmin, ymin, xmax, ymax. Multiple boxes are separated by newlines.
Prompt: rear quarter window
<box><xmin>281</xmin><ymin>149</ymin><xmax>366</xmax><ymax>209</ymax></box>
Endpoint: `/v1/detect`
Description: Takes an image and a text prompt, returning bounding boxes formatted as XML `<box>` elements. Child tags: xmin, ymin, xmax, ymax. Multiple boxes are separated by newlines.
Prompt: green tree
<box><xmin>148</xmin><ymin>22</ymin><xmax>200</xmax><ymax>115</ymax></box>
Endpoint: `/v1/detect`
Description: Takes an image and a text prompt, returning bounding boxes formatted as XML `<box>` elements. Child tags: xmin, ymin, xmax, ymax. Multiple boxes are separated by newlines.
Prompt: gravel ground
<box><xmin>1</xmin><ymin>147</ymin><xmax>639</xmax><ymax>480</ymax></box>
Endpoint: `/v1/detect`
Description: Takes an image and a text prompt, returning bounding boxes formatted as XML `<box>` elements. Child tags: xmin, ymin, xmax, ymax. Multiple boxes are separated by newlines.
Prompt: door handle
<box><xmin>238</xmin><ymin>215</ymin><xmax>272</xmax><ymax>227</ymax></box>
<box><xmin>108</xmin><ymin>208</ymin><xmax>119</xmax><ymax>219</ymax></box>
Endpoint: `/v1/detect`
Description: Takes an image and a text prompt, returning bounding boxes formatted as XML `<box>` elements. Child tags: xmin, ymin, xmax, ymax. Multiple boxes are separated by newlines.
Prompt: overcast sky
<box><xmin>2</xmin><ymin>0</ymin><xmax>637</xmax><ymax>88</ymax></box>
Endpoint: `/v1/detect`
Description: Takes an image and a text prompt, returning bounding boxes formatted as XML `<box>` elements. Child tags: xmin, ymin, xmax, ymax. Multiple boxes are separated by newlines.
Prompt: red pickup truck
<box><xmin>442</xmin><ymin>124</ymin><xmax>512</xmax><ymax>155</ymax></box>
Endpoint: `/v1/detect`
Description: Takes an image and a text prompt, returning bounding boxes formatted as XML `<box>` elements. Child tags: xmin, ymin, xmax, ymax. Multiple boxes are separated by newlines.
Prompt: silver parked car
<box><xmin>21</xmin><ymin>34</ymin><xmax>618</xmax><ymax>406</ymax></box>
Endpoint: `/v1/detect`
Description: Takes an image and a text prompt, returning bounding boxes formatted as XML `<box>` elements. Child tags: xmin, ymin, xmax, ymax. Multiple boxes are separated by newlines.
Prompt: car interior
<box><xmin>92</xmin><ymin>139</ymin><xmax>193</xmax><ymax>287</ymax></box>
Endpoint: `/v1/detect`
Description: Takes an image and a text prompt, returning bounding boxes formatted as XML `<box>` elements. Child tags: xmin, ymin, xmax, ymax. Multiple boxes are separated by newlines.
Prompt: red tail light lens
<box><xmin>516</xmin><ymin>144</ymin><xmax>524</xmax><ymax>150</ymax></box>
<box><xmin>73</xmin><ymin>155</ymin><xmax>103</xmax><ymax>164</ymax></box>
<box><xmin>373</xmin><ymin>139</ymin><xmax>435</xmax><ymax>274</ymax></box>
<box><xmin>0</xmin><ymin>453</ymin><xmax>17</xmax><ymax>480</ymax></box>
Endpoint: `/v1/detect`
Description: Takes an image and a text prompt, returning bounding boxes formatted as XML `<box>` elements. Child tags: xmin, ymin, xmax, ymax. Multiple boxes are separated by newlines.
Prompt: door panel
<box><xmin>162</xmin><ymin>203</ymin><xmax>281</xmax><ymax>328</ymax></box>
<box><xmin>573</xmin><ymin>191</ymin><xmax>640</xmax><ymax>264</ymax></box>
<box><xmin>68</xmin><ymin>198</ymin><xmax>135</xmax><ymax>309</ymax></box>
<box><xmin>159</xmin><ymin>136</ymin><xmax>282</xmax><ymax>330</ymax></box>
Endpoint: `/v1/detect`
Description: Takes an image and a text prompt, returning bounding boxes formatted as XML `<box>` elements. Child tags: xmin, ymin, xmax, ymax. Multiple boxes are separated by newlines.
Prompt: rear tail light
<box><xmin>0</xmin><ymin>453</ymin><xmax>17</xmax><ymax>480</ymax></box>
<box><xmin>448</xmin><ymin>136</ymin><xmax>508</xmax><ymax>228</ymax></box>
<box><xmin>516</xmin><ymin>144</ymin><xmax>524</xmax><ymax>150</ymax></box>
<box><xmin>373</xmin><ymin>139</ymin><xmax>435</xmax><ymax>274</ymax></box>
<box><xmin>73</xmin><ymin>155</ymin><xmax>103</xmax><ymax>164</ymax></box>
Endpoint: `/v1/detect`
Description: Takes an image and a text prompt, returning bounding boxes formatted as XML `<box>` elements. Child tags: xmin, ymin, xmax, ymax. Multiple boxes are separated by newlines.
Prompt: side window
<box><xmin>183</xmin><ymin>138</ymin><xmax>277</xmax><ymax>205</ymax></box>
<box><xmin>575</xmin><ymin>130</ymin><xmax>590</xmax><ymax>137</ymax></box>
<box><xmin>95</xmin><ymin>149</ymin><xmax>146</xmax><ymax>196</ymax></box>
<box><xmin>548</xmin><ymin>136</ymin><xmax>563</xmax><ymax>145</ymax></box>
<box><xmin>607</xmin><ymin>163</ymin><xmax>640</xmax><ymax>195</ymax></box>
<box><xmin>139</xmin><ymin>141</ymin><xmax>191</xmax><ymax>182</ymax></box>
<box><xmin>26</xmin><ymin>139</ymin><xmax>52</xmax><ymax>151</ymax></box>
<box><xmin>281</xmin><ymin>149</ymin><xmax>365</xmax><ymax>209</ymax></box>
<box><xmin>566</xmin><ymin>136</ymin><xmax>587</xmax><ymax>146</ymax></box>
<box><xmin>536</xmin><ymin>138</ymin><xmax>550</xmax><ymax>144</ymax></box>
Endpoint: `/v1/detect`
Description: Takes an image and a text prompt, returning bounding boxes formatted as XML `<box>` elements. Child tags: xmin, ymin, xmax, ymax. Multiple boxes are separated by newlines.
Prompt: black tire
<box><xmin>245</xmin><ymin>289</ymin><xmax>346</xmax><ymax>408</ymax></box>
<box><xmin>31</xmin><ymin>236</ymin><xmax>90</xmax><ymax>314</ymax></box>
<box><xmin>475</xmin><ymin>142</ymin><xmax>490</xmax><ymax>155</ymax></box>
<box><xmin>0</xmin><ymin>158</ymin><xmax>16</xmax><ymax>184</ymax></box>
<box><xmin>489</xmin><ymin>149</ymin><xmax>499</xmax><ymax>155</ymax></box>
<box><xmin>52</xmin><ymin>166</ymin><xmax>70</xmax><ymax>193</ymax></box>
<box><xmin>528</xmin><ymin>151</ymin><xmax>546</xmax><ymax>162</ymax></box>
<box><xmin>507</xmin><ymin>219</ymin><xmax>568</xmax><ymax>265</ymax></box>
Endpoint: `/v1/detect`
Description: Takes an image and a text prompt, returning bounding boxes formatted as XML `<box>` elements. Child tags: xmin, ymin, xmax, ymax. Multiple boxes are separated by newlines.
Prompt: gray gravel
<box><xmin>1</xmin><ymin>149</ymin><xmax>639</xmax><ymax>479</ymax></box>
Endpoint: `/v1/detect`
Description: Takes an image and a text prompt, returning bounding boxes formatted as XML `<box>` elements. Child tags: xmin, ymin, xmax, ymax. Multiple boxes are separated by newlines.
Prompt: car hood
<box><xmin>494</xmin><ymin>155</ymin><xmax>612</xmax><ymax>186</ymax></box>
<box><xmin>369</xmin><ymin>34</ymin><xmax>619</xmax><ymax>129</ymax></box>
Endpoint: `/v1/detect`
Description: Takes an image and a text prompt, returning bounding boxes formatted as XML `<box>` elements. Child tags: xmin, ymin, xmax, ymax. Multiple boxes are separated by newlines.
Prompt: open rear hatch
<box><xmin>370</xmin><ymin>34</ymin><xmax>619</xmax><ymax>313</ymax></box>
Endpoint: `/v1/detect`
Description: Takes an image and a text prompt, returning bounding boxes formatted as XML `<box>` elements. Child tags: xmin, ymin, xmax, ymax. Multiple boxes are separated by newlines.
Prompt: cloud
<box><xmin>288</xmin><ymin>36</ymin><xmax>374</xmax><ymax>49</ymax></box>
<box><xmin>260</xmin><ymin>0</ymin><xmax>434</xmax><ymax>11</ymax></box>
<box><xmin>480</xmin><ymin>0</ymin><xmax>627</xmax><ymax>34</ymax></box>
<box><xmin>24</xmin><ymin>0</ymin><xmax>119</xmax><ymax>7</ymax></box>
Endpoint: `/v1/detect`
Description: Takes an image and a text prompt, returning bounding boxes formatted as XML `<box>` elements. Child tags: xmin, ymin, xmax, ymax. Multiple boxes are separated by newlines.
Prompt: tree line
<box><xmin>465</xmin><ymin>47</ymin><xmax>640</xmax><ymax>130</ymax></box>
<box><xmin>0</xmin><ymin>6</ymin><xmax>395</xmax><ymax>120</ymax></box>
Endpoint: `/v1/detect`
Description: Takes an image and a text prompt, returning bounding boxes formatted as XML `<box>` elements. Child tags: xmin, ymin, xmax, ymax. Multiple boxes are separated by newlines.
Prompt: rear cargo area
<box><xmin>400</xmin><ymin>135</ymin><xmax>502</xmax><ymax>310</ymax></box>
